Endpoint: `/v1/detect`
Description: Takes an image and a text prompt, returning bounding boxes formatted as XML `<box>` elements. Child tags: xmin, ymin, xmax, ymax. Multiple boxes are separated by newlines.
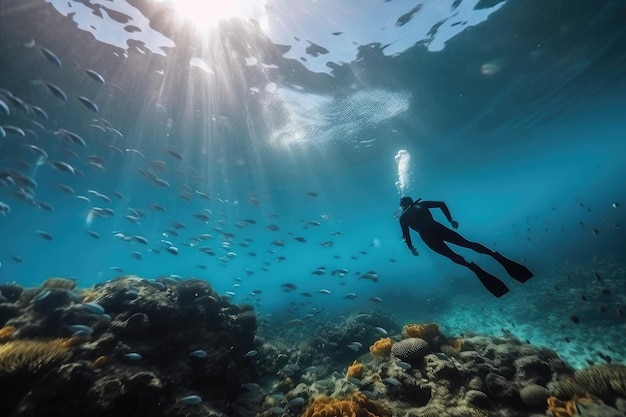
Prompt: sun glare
<box><xmin>155</xmin><ymin>0</ymin><xmax>265</xmax><ymax>28</ymax></box>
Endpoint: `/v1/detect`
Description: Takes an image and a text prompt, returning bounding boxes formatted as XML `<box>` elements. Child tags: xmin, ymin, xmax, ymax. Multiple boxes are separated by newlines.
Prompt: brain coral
<box><xmin>301</xmin><ymin>391</ymin><xmax>391</xmax><ymax>417</ymax></box>
<box><xmin>391</xmin><ymin>337</ymin><xmax>430</xmax><ymax>364</ymax></box>
<box><xmin>369</xmin><ymin>337</ymin><xmax>393</xmax><ymax>357</ymax></box>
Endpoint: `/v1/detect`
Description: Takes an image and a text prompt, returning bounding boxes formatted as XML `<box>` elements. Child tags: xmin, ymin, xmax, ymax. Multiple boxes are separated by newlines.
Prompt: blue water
<box><xmin>1</xmin><ymin>0</ymin><xmax>625</xmax><ymax>369</ymax></box>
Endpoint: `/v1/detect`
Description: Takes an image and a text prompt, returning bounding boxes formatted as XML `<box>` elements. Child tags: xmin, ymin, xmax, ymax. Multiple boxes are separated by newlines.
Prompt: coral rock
<box><xmin>465</xmin><ymin>389</ymin><xmax>489</xmax><ymax>408</ymax></box>
<box><xmin>301</xmin><ymin>391</ymin><xmax>391</xmax><ymax>417</ymax></box>
<box><xmin>369</xmin><ymin>337</ymin><xmax>393</xmax><ymax>357</ymax></box>
<box><xmin>485</xmin><ymin>372</ymin><xmax>518</xmax><ymax>401</ymax></box>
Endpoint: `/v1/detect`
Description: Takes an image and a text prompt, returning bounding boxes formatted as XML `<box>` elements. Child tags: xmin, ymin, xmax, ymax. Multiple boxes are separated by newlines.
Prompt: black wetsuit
<box><xmin>399</xmin><ymin>201</ymin><xmax>493</xmax><ymax>263</ymax></box>
<box><xmin>399</xmin><ymin>200</ymin><xmax>533</xmax><ymax>297</ymax></box>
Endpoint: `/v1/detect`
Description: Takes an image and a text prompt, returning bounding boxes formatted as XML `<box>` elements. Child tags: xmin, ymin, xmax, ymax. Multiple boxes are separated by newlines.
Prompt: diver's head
<box><xmin>399</xmin><ymin>196</ymin><xmax>414</xmax><ymax>210</ymax></box>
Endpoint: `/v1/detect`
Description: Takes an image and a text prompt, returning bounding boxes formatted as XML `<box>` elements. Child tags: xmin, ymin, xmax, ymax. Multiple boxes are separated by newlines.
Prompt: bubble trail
<box><xmin>395</xmin><ymin>149</ymin><xmax>411</xmax><ymax>196</ymax></box>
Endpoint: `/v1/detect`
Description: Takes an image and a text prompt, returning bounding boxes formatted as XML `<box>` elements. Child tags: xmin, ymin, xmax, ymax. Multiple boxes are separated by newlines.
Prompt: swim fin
<box><xmin>493</xmin><ymin>252</ymin><xmax>534</xmax><ymax>283</ymax></box>
<box><xmin>469</xmin><ymin>262</ymin><xmax>510</xmax><ymax>298</ymax></box>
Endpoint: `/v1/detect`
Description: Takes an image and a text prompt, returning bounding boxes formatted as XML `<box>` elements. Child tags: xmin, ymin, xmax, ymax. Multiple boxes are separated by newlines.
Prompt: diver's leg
<box><xmin>420</xmin><ymin>235</ymin><xmax>509</xmax><ymax>297</ymax></box>
<box><xmin>439</xmin><ymin>226</ymin><xmax>533</xmax><ymax>283</ymax></box>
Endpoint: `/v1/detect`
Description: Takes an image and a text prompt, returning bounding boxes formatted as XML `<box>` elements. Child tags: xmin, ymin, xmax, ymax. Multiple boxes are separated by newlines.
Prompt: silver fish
<box><xmin>49</xmin><ymin>160</ymin><xmax>76</xmax><ymax>175</ymax></box>
<box><xmin>39</xmin><ymin>46</ymin><xmax>62</xmax><ymax>68</ymax></box>
<box><xmin>43</xmin><ymin>81</ymin><xmax>67</xmax><ymax>101</ymax></box>
<box><xmin>0</xmin><ymin>98</ymin><xmax>8</xmax><ymax>116</ymax></box>
<box><xmin>84</xmin><ymin>69</ymin><xmax>105</xmax><ymax>84</ymax></box>
<box><xmin>29</xmin><ymin>105</ymin><xmax>48</xmax><ymax>120</ymax></box>
<box><xmin>77</xmin><ymin>96</ymin><xmax>99</xmax><ymax>113</ymax></box>
<box><xmin>22</xmin><ymin>144</ymin><xmax>48</xmax><ymax>159</ymax></box>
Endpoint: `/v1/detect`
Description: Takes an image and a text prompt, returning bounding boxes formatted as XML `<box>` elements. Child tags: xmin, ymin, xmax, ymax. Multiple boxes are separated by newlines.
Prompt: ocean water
<box><xmin>1</xmin><ymin>0</ymin><xmax>625</xmax><ymax>372</ymax></box>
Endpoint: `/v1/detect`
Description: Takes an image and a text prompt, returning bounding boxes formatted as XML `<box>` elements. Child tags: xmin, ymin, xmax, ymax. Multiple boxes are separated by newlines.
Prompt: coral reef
<box><xmin>553</xmin><ymin>363</ymin><xmax>626</xmax><ymax>402</ymax></box>
<box><xmin>301</xmin><ymin>392</ymin><xmax>391</xmax><ymax>417</ymax></box>
<box><xmin>0</xmin><ymin>276</ymin><xmax>259</xmax><ymax>417</ymax></box>
<box><xmin>369</xmin><ymin>337</ymin><xmax>393</xmax><ymax>357</ymax></box>
<box><xmin>0</xmin><ymin>338</ymin><xmax>71</xmax><ymax>375</ymax></box>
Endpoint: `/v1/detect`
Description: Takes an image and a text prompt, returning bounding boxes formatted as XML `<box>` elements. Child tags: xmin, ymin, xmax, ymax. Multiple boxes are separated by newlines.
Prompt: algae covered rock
<box><xmin>520</xmin><ymin>383</ymin><xmax>550</xmax><ymax>407</ymax></box>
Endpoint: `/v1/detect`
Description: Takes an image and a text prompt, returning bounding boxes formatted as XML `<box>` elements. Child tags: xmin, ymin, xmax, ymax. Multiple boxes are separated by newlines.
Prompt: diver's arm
<box><xmin>400</xmin><ymin>218</ymin><xmax>419</xmax><ymax>255</ymax></box>
<box><xmin>423</xmin><ymin>201</ymin><xmax>458</xmax><ymax>228</ymax></box>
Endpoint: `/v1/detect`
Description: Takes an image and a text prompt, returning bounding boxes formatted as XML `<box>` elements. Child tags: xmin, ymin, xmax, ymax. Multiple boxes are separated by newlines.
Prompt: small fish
<box><xmin>0</xmin><ymin>99</ymin><xmax>9</xmax><ymax>116</ymax></box>
<box><xmin>42</xmin><ymin>81</ymin><xmax>67</xmax><ymax>101</ymax></box>
<box><xmin>36</xmin><ymin>229</ymin><xmax>53</xmax><ymax>240</ymax></box>
<box><xmin>374</xmin><ymin>326</ymin><xmax>387</xmax><ymax>335</ymax></box>
<box><xmin>570</xmin><ymin>315</ymin><xmax>580</xmax><ymax>324</ymax></box>
<box><xmin>56</xmin><ymin>129</ymin><xmax>86</xmax><ymax>147</ymax></box>
<box><xmin>82</xmin><ymin>302</ymin><xmax>105</xmax><ymax>314</ymax></box>
<box><xmin>369</xmin><ymin>297</ymin><xmax>383</xmax><ymax>303</ymax></box>
<box><xmin>189</xmin><ymin>349</ymin><xmax>208</xmax><ymax>359</ymax></box>
<box><xmin>67</xmin><ymin>324</ymin><xmax>93</xmax><ymax>337</ymax></box>
<box><xmin>165</xmin><ymin>147</ymin><xmax>184</xmax><ymax>160</ymax></box>
<box><xmin>318</xmin><ymin>289</ymin><xmax>331</xmax><ymax>295</ymax></box>
<box><xmin>289</xmin><ymin>397</ymin><xmax>305</xmax><ymax>406</ymax></box>
<box><xmin>268</xmin><ymin>407</ymin><xmax>285</xmax><ymax>415</ymax></box>
<box><xmin>39</xmin><ymin>46</ymin><xmax>62</xmax><ymax>67</ymax></box>
<box><xmin>165</xmin><ymin>246</ymin><xmax>179</xmax><ymax>255</ymax></box>
<box><xmin>84</xmin><ymin>69</ymin><xmax>105</xmax><ymax>84</ymax></box>
<box><xmin>22</xmin><ymin>144</ymin><xmax>48</xmax><ymax>159</ymax></box>
<box><xmin>434</xmin><ymin>352</ymin><xmax>452</xmax><ymax>362</ymax></box>
<box><xmin>2</xmin><ymin>125</ymin><xmax>25</xmax><ymax>137</ymax></box>
<box><xmin>396</xmin><ymin>361</ymin><xmax>412</xmax><ymax>370</ymax></box>
<box><xmin>382</xmin><ymin>377</ymin><xmax>402</xmax><ymax>386</ymax></box>
<box><xmin>77</xmin><ymin>96</ymin><xmax>99</xmax><ymax>113</ymax></box>
<box><xmin>179</xmin><ymin>395</ymin><xmax>202</xmax><ymax>405</ymax></box>
<box><xmin>347</xmin><ymin>377</ymin><xmax>362</xmax><ymax>386</ymax></box>
<box><xmin>35</xmin><ymin>290</ymin><xmax>51</xmax><ymax>302</ymax></box>
<box><xmin>132</xmin><ymin>235</ymin><xmax>149</xmax><ymax>245</ymax></box>
<box><xmin>244</xmin><ymin>349</ymin><xmax>258</xmax><ymax>358</ymax></box>
<box><xmin>124</xmin><ymin>352</ymin><xmax>142</xmax><ymax>360</ymax></box>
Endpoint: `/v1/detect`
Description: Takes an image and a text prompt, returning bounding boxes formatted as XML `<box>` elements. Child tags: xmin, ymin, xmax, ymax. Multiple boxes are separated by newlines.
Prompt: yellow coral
<box><xmin>402</xmin><ymin>323</ymin><xmax>440</xmax><ymax>340</ymax></box>
<box><xmin>0</xmin><ymin>325</ymin><xmax>16</xmax><ymax>342</ymax></box>
<box><xmin>41</xmin><ymin>277</ymin><xmax>77</xmax><ymax>290</ymax></box>
<box><xmin>0</xmin><ymin>339</ymin><xmax>72</xmax><ymax>375</ymax></box>
<box><xmin>301</xmin><ymin>392</ymin><xmax>391</xmax><ymax>417</ymax></box>
<box><xmin>346</xmin><ymin>360</ymin><xmax>364</xmax><ymax>379</ymax></box>
<box><xmin>547</xmin><ymin>394</ymin><xmax>594</xmax><ymax>417</ymax></box>
<box><xmin>369</xmin><ymin>337</ymin><xmax>393</xmax><ymax>357</ymax></box>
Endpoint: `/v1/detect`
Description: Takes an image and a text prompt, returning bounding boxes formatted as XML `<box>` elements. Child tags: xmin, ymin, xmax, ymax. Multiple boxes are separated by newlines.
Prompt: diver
<box><xmin>396</xmin><ymin>196</ymin><xmax>533</xmax><ymax>297</ymax></box>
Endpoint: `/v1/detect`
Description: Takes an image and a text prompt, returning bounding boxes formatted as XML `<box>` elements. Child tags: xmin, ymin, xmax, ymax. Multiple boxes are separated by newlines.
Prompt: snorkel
<box><xmin>393</xmin><ymin>197</ymin><xmax>421</xmax><ymax>220</ymax></box>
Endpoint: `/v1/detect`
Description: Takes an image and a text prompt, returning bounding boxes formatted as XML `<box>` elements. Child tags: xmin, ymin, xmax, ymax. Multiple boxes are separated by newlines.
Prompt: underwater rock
<box><xmin>121</xmin><ymin>312</ymin><xmax>151</xmax><ymax>334</ymax></box>
<box><xmin>520</xmin><ymin>383</ymin><xmax>550</xmax><ymax>407</ymax></box>
<box><xmin>0</xmin><ymin>283</ymin><xmax>23</xmax><ymax>303</ymax></box>
<box><xmin>514</xmin><ymin>354</ymin><xmax>552</xmax><ymax>386</ymax></box>
<box><xmin>485</xmin><ymin>372</ymin><xmax>518</xmax><ymax>401</ymax></box>
<box><xmin>464</xmin><ymin>389</ymin><xmax>489</xmax><ymax>408</ymax></box>
<box><xmin>33</xmin><ymin>288</ymin><xmax>71</xmax><ymax>314</ymax></box>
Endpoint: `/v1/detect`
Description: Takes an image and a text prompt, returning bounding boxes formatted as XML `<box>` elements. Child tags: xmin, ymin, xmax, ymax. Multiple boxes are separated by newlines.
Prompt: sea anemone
<box><xmin>346</xmin><ymin>360</ymin><xmax>364</xmax><ymax>379</ymax></box>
